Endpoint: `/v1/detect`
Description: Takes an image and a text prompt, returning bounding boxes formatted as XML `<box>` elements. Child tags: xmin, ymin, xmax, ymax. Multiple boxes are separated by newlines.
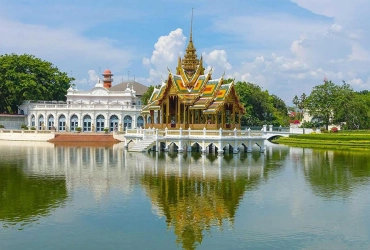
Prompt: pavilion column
<box><xmin>177</xmin><ymin>97</ymin><xmax>180</xmax><ymax>125</ymax></box>
<box><xmin>186</xmin><ymin>106</ymin><xmax>190</xmax><ymax>126</ymax></box>
<box><xmin>238</xmin><ymin>111</ymin><xmax>241</xmax><ymax>128</ymax></box>
<box><xmin>166</xmin><ymin>97</ymin><xmax>169</xmax><ymax>127</ymax></box>
<box><xmin>160</xmin><ymin>104</ymin><xmax>164</xmax><ymax>124</ymax></box>
<box><xmin>221</xmin><ymin>105</ymin><xmax>224</xmax><ymax>129</ymax></box>
<box><xmin>231</xmin><ymin>105</ymin><xmax>235</xmax><ymax>127</ymax></box>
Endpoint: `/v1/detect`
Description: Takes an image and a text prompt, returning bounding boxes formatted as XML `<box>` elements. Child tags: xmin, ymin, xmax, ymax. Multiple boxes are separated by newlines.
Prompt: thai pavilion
<box><xmin>141</xmin><ymin>26</ymin><xmax>245</xmax><ymax>130</ymax></box>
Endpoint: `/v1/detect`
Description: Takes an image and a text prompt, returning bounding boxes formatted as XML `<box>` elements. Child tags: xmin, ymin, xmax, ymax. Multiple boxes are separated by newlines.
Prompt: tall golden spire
<box><xmin>182</xmin><ymin>8</ymin><xmax>199</xmax><ymax>77</ymax></box>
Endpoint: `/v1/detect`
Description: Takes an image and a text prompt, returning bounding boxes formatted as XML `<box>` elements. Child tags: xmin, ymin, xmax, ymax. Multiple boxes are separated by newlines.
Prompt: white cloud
<box><xmin>142</xmin><ymin>28</ymin><xmax>186</xmax><ymax>83</ymax></box>
<box><xmin>202</xmin><ymin>50</ymin><xmax>232</xmax><ymax>75</ymax></box>
<box><xmin>0</xmin><ymin>17</ymin><xmax>132</xmax><ymax>90</ymax></box>
<box><xmin>75</xmin><ymin>70</ymin><xmax>99</xmax><ymax>87</ymax></box>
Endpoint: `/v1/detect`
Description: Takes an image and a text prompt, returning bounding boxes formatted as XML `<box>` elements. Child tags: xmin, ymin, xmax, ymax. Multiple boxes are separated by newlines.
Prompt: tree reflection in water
<box><xmin>0</xmin><ymin>164</ymin><xmax>67</xmax><ymax>228</ymax></box>
<box><xmin>303</xmin><ymin>149</ymin><xmax>370</xmax><ymax>199</ymax></box>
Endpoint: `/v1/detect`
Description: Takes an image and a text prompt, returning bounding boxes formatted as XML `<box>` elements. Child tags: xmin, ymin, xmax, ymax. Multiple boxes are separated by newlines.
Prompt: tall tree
<box><xmin>0</xmin><ymin>54</ymin><xmax>74</xmax><ymax>113</ymax></box>
<box><xmin>304</xmin><ymin>79</ymin><xmax>340</xmax><ymax>130</ymax></box>
<box><xmin>234</xmin><ymin>81</ymin><xmax>288</xmax><ymax>126</ymax></box>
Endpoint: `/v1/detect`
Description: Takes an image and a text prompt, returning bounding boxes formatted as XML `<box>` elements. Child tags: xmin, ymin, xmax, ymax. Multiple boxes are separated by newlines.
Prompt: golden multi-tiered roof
<box><xmin>142</xmin><ymin>13</ymin><xmax>245</xmax><ymax>130</ymax></box>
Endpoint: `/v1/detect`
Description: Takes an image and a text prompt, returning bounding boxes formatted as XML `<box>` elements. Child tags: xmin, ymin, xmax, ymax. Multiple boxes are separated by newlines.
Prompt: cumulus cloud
<box><xmin>143</xmin><ymin>28</ymin><xmax>186</xmax><ymax>83</ymax></box>
<box><xmin>75</xmin><ymin>70</ymin><xmax>99</xmax><ymax>87</ymax></box>
<box><xmin>202</xmin><ymin>50</ymin><xmax>232</xmax><ymax>75</ymax></box>
<box><xmin>211</xmin><ymin>1</ymin><xmax>370</xmax><ymax>103</ymax></box>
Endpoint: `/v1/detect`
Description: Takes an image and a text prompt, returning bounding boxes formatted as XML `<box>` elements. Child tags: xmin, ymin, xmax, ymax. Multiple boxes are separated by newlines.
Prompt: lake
<box><xmin>1</xmin><ymin>141</ymin><xmax>370</xmax><ymax>250</ymax></box>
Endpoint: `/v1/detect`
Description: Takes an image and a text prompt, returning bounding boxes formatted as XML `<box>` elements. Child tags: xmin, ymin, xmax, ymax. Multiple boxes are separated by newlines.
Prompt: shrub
<box><xmin>30</xmin><ymin>126</ymin><xmax>36</xmax><ymax>130</ymax></box>
<box><xmin>75</xmin><ymin>127</ymin><xmax>82</xmax><ymax>132</ymax></box>
<box><xmin>312</xmin><ymin>127</ymin><xmax>317</xmax><ymax>131</ymax></box>
<box><xmin>103</xmin><ymin>127</ymin><xmax>109</xmax><ymax>132</ymax></box>
<box><xmin>21</xmin><ymin>124</ymin><xmax>28</xmax><ymax>130</ymax></box>
<box><xmin>0</xmin><ymin>124</ymin><xmax>4</xmax><ymax>128</ymax></box>
<box><xmin>331</xmin><ymin>127</ymin><xmax>338</xmax><ymax>133</ymax></box>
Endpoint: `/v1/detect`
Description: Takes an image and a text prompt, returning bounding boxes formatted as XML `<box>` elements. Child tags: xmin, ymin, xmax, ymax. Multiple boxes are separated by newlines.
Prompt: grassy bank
<box><xmin>273</xmin><ymin>131</ymin><xmax>370</xmax><ymax>150</ymax></box>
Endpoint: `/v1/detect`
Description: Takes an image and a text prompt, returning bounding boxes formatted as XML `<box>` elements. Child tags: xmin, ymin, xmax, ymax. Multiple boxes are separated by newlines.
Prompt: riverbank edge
<box><xmin>0</xmin><ymin>129</ymin><xmax>125</xmax><ymax>142</ymax></box>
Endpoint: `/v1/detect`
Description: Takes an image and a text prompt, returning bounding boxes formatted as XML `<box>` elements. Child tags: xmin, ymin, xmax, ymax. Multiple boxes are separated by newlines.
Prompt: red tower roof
<box><xmin>103</xmin><ymin>69</ymin><xmax>112</xmax><ymax>75</ymax></box>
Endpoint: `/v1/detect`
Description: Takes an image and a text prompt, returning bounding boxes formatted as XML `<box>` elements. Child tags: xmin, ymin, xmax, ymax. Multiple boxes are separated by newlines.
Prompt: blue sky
<box><xmin>1</xmin><ymin>0</ymin><xmax>369</xmax><ymax>104</ymax></box>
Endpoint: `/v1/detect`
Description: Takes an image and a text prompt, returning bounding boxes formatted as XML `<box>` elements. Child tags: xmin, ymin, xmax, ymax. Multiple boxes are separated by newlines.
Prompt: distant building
<box><xmin>18</xmin><ymin>69</ymin><xmax>148</xmax><ymax>132</ymax></box>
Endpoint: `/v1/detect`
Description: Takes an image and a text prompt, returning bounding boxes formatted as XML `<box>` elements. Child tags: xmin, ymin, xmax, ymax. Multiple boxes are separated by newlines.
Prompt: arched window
<box><xmin>38</xmin><ymin>115</ymin><xmax>44</xmax><ymax>130</ymax></box>
<box><xmin>147</xmin><ymin>116</ymin><xmax>152</xmax><ymax>125</ymax></box>
<box><xmin>31</xmin><ymin>115</ymin><xmax>35</xmax><ymax>127</ymax></box>
<box><xmin>110</xmin><ymin>115</ymin><xmax>119</xmax><ymax>131</ymax></box>
<box><xmin>137</xmin><ymin>116</ymin><xmax>144</xmax><ymax>128</ymax></box>
<box><xmin>83</xmin><ymin>115</ymin><xmax>91</xmax><ymax>132</ymax></box>
<box><xmin>48</xmin><ymin>115</ymin><xmax>54</xmax><ymax>130</ymax></box>
<box><xmin>96</xmin><ymin>115</ymin><xmax>105</xmax><ymax>132</ymax></box>
<box><xmin>70</xmin><ymin>115</ymin><xmax>78</xmax><ymax>131</ymax></box>
<box><xmin>58</xmin><ymin>115</ymin><xmax>66</xmax><ymax>131</ymax></box>
<box><xmin>123</xmin><ymin>115</ymin><xmax>132</xmax><ymax>129</ymax></box>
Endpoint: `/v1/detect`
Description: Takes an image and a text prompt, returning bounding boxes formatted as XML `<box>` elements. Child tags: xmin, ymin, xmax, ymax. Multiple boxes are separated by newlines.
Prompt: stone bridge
<box><xmin>116</xmin><ymin>125</ymin><xmax>308</xmax><ymax>154</ymax></box>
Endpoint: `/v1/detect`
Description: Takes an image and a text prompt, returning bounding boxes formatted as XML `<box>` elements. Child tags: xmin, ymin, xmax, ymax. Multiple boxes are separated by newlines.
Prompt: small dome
<box><xmin>103</xmin><ymin>69</ymin><xmax>112</xmax><ymax>75</ymax></box>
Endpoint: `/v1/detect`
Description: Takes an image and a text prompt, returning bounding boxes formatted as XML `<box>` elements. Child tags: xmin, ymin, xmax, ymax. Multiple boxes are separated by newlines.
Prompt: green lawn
<box><xmin>274</xmin><ymin>131</ymin><xmax>370</xmax><ymax>150</ymax></box>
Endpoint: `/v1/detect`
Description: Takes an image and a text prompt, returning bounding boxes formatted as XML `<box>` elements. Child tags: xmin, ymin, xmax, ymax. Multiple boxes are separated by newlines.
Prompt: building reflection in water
<box><xmin>0</xmin><ymin>141</ymin><xmax>273</xmax><ymax>249</ymax></box>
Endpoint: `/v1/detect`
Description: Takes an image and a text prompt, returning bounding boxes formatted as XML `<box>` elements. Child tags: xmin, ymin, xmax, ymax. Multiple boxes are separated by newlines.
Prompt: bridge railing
<box><xmin>124</xmin><ymin>127</ymin><xmax>264</xmax><ymax>139</ymax></box>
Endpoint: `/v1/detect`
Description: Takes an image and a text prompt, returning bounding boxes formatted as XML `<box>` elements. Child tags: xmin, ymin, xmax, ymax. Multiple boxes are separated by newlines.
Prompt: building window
<box><xmin>59</xmin><ymin>115</ymin><xmax>66</xmax><ymax>131</ymax></box>
<box><xmin>48</xmin><ymin>115</ymin><xmax>54</xmax><ymax>130</ymax></box>
<box><xmin>137</xmin><ymin>116</ymin><xmax>144</xmax><ymax>128</ymax></box>
<box><xmin>31</xmin><ymin>115</ymin><xmax>35</xmax><ymax>127</ymax></box>
<box><xmin>123</xmin><ymin>115</ymin><xmax>132</xmax><ymax>129</ymax></box>
<box><xmin>38</xmin><ymin>115</ymin><xmax>44</xmax><ymax>130</ymax></box>
<box><xmin>110</xmin><ymin>115</ymin><xmax>119</xmax><ymax>131</ymax></box>
<box><xmin>96</xmin><ymin>115</ymin><xmax>105</xmax><ymax>132</ymax></box>
<box><xmin>83</xmin><ymin>115</ymin><xmax>91</xmax><ymax>132</ymax></box>
<box><xmin>70</xmin><ymin>115</ymin><xmax>78</xmax><ymax>131</ymax></box>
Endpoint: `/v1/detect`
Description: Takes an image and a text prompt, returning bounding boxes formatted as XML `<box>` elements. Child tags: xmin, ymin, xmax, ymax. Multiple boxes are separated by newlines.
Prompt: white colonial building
<box><xmin>18</xmin><ymin>69</ymin><xmax>148</xmax><ymax>132</ymax></box>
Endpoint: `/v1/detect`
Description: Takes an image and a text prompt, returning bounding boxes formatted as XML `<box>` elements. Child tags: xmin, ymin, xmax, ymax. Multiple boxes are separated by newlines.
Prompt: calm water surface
<box><xmin>1</xmin><ymin>141</ymin><xmax>370</xmax><ymax>249</ymax></box>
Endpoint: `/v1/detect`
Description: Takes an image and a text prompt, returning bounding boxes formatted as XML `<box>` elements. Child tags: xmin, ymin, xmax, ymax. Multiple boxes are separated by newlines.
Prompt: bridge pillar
<box><xmin>260</xmin><ymin>140</ymin><xmax>265</xmax><ymax>153</ymax></box>
<box><xmin>233</xmin><ymin>140</ymin><xmax>239</xmax><ymax>154</ymax></box>
<box><xmin>178</xmin><ymin>127</ymin><xmax>183</xmax><ymax>153</ymax></box>
<box><xmin>247</xmin><ymin>140</ymin><xmax>252</xmax><ymax>153</ymax></box>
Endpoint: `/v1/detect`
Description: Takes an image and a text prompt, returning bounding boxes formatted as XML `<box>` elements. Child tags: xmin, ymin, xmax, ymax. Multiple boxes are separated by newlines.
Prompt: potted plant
<box><xmin>103</xmin><ymin>127</ymin><xmax>109</xmax><ymax>134</ymax></box>
<box><xmin>75</xmin><ymin>127</ymin><xmax>82</xmax><ymax>133</ymax></box>
<box><xmin>0</xmin><ymin>124</ymin><xmax>4</xmax><ymax>129</ymax></box>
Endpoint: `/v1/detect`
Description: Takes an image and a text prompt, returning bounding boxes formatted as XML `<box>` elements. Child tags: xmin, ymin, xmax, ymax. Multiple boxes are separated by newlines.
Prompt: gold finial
<box><xmin>182</xmin><ymin>8</ymin><xmax>199</xmax><ymax>77</ymax></box>
<box><xmin>190</xmin><ymin>8</ymin><xmax>193</xmax><ymax>42</ymax></box>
